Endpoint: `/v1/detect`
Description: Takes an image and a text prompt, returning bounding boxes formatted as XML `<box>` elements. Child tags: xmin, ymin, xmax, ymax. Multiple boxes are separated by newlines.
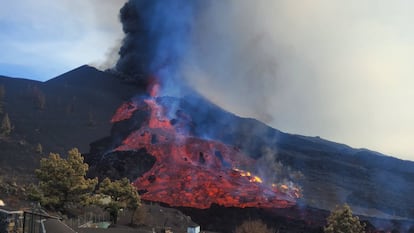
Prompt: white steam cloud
<box><xmin>181</xmin><ymin>0</ymin><xmax>414</xmax><ymax>160</ymax></box>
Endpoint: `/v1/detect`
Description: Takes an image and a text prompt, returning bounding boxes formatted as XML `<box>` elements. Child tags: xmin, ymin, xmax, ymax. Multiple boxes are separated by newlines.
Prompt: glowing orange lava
<box><xmin>110</xmin><ymin>81</ymin><xmax>300</xmax><ymax>209</ymax></box>
<box><xmin>111</xmin><ymin>102</ymin><xmax>138</xmax><ymax>123</ymax></box>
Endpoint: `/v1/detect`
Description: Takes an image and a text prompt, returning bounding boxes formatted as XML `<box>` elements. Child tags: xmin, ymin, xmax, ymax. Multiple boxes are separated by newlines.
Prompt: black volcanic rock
<box><xmin>86</xmin><ymin>149</ymin><xmax>156</xmax><ymax>182</ymax></box>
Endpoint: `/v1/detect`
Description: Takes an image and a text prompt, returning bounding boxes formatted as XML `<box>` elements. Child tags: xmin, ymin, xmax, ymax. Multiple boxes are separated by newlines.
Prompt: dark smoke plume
<box><xmin>116</xmin><ymin>0</ymin><xmax>199</xmax><ymax>88</ymax></box>
<box><xmin>115</xmin><ymin>0</ymin><xmax>279</xmax><ymax>122</ymax></box>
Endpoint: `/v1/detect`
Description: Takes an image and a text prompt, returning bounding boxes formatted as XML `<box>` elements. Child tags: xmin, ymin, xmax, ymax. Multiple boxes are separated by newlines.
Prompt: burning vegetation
<box><xmin>109</xmin><ymin>78</ymin><xmax>301</xmax><ymax>209</ymax></box>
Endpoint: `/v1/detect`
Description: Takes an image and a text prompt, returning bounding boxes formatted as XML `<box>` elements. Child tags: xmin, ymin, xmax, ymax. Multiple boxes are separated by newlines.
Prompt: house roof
<box><xmin>43</xmin><ymin>219</ymin><xmax>77</xmax><ymax>233</ymax></box>
<box><xmin>0</xmin><ymin>207</ymin><xmax>23</xmax><ymax>214</ymax></box>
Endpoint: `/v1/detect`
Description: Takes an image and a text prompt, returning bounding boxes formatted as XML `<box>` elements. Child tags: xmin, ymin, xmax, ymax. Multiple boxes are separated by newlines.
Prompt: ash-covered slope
<box><xmin>0</xmin><ymin>65</ymin><xmax>139</xmax><ymax>173</ymax></box>
<box><xmin>85</xmin><ymin>83</ymin><xmax>414</xmax><ymax>220</ymax></box>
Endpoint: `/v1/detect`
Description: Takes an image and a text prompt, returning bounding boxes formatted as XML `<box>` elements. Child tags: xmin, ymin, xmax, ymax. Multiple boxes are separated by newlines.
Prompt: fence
<box><xmin>65</xmin><ymin>211</ymin><xmax>111</xmax><ymax>229</ymax></box>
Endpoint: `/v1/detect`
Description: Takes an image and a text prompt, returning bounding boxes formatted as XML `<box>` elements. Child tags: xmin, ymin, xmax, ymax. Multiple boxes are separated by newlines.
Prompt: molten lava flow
<box><xmin>147</xmin><ymin>75</ymin><xmax>161</xmax><ymax>97</ymax></box>
<box><xmin>144</xmin><ymin>99</ymin><xmax>173</xmax><ymax>129</ymax></box>
<box><xmin>233</xmin><ymin>168</ymin><xmax>263</xmax><ymax>183</ymax></box>
<box><xmin>111</xmin><ymin>102</ymin><xmax>138</xmax><ymax>123</ymax></box>
<box><xmin>111</xmin><ymin>83</ymin><xmax>300</xmax><ymax>209</ymax></box>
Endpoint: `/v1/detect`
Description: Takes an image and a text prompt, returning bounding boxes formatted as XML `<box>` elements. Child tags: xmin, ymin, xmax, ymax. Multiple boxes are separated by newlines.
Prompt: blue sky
<box><xmin>0</xmin><ymin>0</ymin><xmax>126</xmax><ymax>81</ymax></box>
<box><xmin>1</xmin><ymin>0</ymin><xmax>414</xmax><ymax>161</ymax></box>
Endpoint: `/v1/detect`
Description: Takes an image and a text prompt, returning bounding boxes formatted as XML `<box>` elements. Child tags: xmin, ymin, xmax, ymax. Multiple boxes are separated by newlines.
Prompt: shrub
<box><xmin>324</xmin><ymin>204</ymin><xmax>365</xmax><ymax>233</ymax></box>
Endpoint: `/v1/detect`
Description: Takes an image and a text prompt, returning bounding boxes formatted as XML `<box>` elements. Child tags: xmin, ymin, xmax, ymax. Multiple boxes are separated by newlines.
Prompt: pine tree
<box><xmin>33</xmin><ymin>148</ymin><xmax>98</xmax><ymax>211</ymax></box>
<box><xmin>0</xmin><ymin>113</ymin><xmax>12</xmax><ymax>136</ymax></box>
<box><xmin>324</xmin><ymin>204</ymin><xmax>366</xmax><ymax>233</ymax></box>
<box><xmin>96</xmin><ymin>177</ymin><xmax>141</xmax><ymax>225</ymax></box>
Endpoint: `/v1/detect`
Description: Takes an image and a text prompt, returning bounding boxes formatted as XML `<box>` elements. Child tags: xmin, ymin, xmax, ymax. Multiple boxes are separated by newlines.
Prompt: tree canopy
<box><xmin>30</xmin><ymin>148</ymin><xmax>142</xmax><ymax>223</ymax></box>
<box><xmin>96</xmin><ymin>177</ymin><xmax>141</xmax><ymax>224</ymax></box>
<box><xmin>324</xmin><ymin>204</ymin><xmax>366</xmax><ymax>233</ymax></box>
<box><xmin>32</xmin><ymin>148</ymin><xmax>98</xmax><ymax>211</ymax></box>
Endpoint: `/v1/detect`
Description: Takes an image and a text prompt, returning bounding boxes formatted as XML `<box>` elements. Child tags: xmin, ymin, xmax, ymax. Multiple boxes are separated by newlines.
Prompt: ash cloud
<box><xmin>182</xmin><ymin>0</ymin><xmax>414</xmax><ymax>159</ymax></box>
<box><xmin>116</xmin><ymin>0</ymin><xmax>199</xmax><ymax>89</ymax></box>
<box><xmin>116</xmin><ymin>0</ymin><xmax>278</xmax><ymax>120</ymax></box>
<box><xmin>115</xmin><ymin>1</ymin><xmax>414</xmax><ymax>159</ymax></box>
<box><xmin>182</xmin><ymin>1</ymin><xmax>280</xmax><ymax>123</ymax></box>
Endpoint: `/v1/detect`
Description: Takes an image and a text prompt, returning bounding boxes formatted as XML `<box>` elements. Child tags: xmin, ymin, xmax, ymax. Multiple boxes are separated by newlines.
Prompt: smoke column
<box><xmin>116</xmin><ymin>0</ymin><xmax>199</xmax><ymax>93</ymax></box>
<box><xmin>116</xmin><ymin>0</ymin><xmax>279</xmax><ymax>121</ymax></box>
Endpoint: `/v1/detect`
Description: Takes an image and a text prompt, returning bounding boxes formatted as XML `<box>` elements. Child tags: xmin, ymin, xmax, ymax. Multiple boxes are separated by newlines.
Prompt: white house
<box><xmin>187</xmin><ymin>224</ymin><xmax>200</xmax><ymax>233</ymax></box>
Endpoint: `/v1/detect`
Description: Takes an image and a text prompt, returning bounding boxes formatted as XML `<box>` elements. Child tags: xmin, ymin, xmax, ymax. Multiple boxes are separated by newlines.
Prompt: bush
<box><xmin>324</xmin><ymin>204</ymin><xmax>365</xmax><ymax>233</ymax></box>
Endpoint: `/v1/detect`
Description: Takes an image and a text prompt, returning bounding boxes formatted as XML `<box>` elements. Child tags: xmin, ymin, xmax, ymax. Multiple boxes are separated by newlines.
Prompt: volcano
<box><xmin>89</xmin><ymin>79</ymin><xmax>300</xmax><ymax>209</ymax></box>
<box><xmin>82</xmin><ymin>67</ymin><xmax>414</xmax><ymax>231</ymax></box>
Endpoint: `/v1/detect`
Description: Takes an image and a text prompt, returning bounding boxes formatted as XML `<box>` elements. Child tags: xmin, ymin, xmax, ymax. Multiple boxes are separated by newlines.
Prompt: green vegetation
<box><xmin>324</xmin><ymin>204</ymin><xmax>366</xmax><ymax>233</ymax></box>
<box><xmin>28</xmin><ymin>148</ymin><xmax>142</xmax><ymax>224</ymax></box>
<box><xmin>235</xmin><ymin>219</ymin><xmax>274</xmax><ymax>233</ymax></box>
<box><xmin>96</xmin><ymin>177</ymin><xmax>141</xmax><ymax>225</ymax></box>
<box><xmin>30</xmin><ymin>148</ymin><xmax>98</xmax><ymax>211</ymax></box>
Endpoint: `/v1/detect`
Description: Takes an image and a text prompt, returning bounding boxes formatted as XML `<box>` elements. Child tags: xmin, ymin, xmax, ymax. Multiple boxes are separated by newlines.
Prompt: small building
<box><xmin>187</xmin><ymin>224</ymin><xmax>200</xmax><ymax>233</ymax></box>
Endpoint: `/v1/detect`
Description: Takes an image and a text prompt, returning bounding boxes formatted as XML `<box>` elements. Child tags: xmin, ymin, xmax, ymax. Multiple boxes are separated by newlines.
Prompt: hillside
<box><xmin>0</xmin><ymin>65</ymin><xmax>139</xmax><ymax>174</ymax></box>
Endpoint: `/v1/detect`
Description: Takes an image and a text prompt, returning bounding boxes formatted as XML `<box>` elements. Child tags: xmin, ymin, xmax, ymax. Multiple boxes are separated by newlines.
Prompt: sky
<box><xmin>1</xmin><ymin>1</ymin><xmax>414</xmax><ymax>161</ymax></box>
<box><xmin>0</xmin><ymin>0</ymin><xmax>126</xmax><ymax>81</ymax></box>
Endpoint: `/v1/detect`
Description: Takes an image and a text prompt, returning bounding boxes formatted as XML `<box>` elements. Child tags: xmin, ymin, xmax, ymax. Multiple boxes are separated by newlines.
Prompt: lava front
<box><xmin>111</xmin><ymin>92</ymin><xmax>300</xmax><ymax>209</ymax></box>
